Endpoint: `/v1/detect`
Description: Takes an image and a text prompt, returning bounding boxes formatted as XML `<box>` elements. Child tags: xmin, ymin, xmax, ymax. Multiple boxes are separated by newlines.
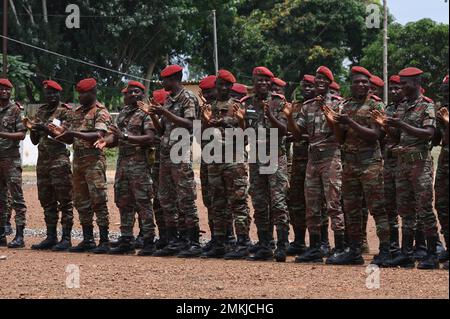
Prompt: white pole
<box><xmin>383</xmin><ymin>0</ymin><xmax>388</xmax><ymax>104</ymax></box>
<box><xmin>212</xmin><ymin>10</ymin><xmax>219</xmax><ymax>74</ymax></box>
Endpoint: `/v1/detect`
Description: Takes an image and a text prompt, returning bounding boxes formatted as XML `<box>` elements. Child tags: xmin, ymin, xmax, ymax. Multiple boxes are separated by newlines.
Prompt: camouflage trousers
<box><xmin>208</xmin><ymin>163</ymin><xmax>249</xmax><ymax>237</ymax></box>
<box><xmin>343</xmin><ymin>158</ymin><xmax>389</xmax><ymax>245</ymax></box>
<box><xmin>151</xmin><ymin>161</ymin><xmax>166</xmax><ymax>237</ymax></box>
<box><xmin>396</xmin><ymin>157</ymin><xmax>438</xmax><ymax>238</ymax></box>
<box><xmin>36</xmin><ymin>153</ymin><xmax>74</xmax><ymax>229</ymax></box>
<box><xmin>200</xmin><ymin>161</ymin><xmax>213</xmax><ymax>232</ymax></box>
<box><xmin>0</xmin><ymin>157</ymin><xmax>27</xmax><ymax>227</ymax></box>
<box><xmin>383</xmin><ymin>157</ymin><xmax>399</xmax><ymax>230</ymax></box>
<box><xmin>249</xmin><ymin>156</ymin><xmax>290</xmax><ymax>233</ymax></box>
<box><xmin>305</xmin><ymin>155</ymin><xmax>344</xmax><ymax>236</ymax></box>
<box><xmin>288</xmin><ymin>157</ymin><xmax>307</xmax><ymax>231</ymax></box>
<box><xmin>3</xmin><ymin>192</ymin><xmax>12</xmax><ymax>224</ymax></box>
<box><xmin>435</xmin><ymin>150</ymin><xmax>449</xmax><ymax>241</ymax></box>
<box><xmin>158</xmin><ymin>159</ymin><xmax>199</xmax><ymax>231</ymax></box>
<box><xmin>73</xmin><ymin>155</ymin><xmax>109</xmax><ymax>227</ymax></box>
<box><xmin>114</xmin><ymin>158</ymin><xmax>155</xmax><ymax>239</ymax></box>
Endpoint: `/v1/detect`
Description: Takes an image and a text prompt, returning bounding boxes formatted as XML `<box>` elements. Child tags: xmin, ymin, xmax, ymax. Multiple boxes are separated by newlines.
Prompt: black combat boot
<box><xmin>274</xmin><ymin>227</ymin><xmax>289</xmax><ymax>262</ymax></box>
<box><xmin>155</xmin><ymin>231</ymin><xmax>168</xmax><ymax>250</ymax></box>
<box><xmin>286</xmin><ymin>226</ymin><xmax>307</xmax><ymax>256</ymax></box>
<box><xmin>439</xmin><ymin>235</ymin><xmax>449</xmax><ymax>263</ymax></box>
<box><xmin>202</xmin><ymin>235</ymin><xmax>216</xmax><ymax>253</ymax></box>
<box><xmin>177</xmin><ymin>227</ymin><xmax>202</xmax><ymax>258</ymax></box>
<box><xmin>31</xmin><ymin>225</ymin><xmax>57</xmax><ymax>250</ymax></box>
<box><xmin>0</xmin><ymin>224</ymin><xmax>7</xmax><ymax>247</ymax></box>
<box><xmin>443</xmin><ymin>261</ymin><xmax>449</xmax><ymax>270</ymax></box>
<box><xmin>268</xmin><ymin>222</ymin><xmax>276</xmax><ymax>250</ymax></box>
<box><xmin>153</xmin><ymin>227</ymin><xmax>180</xmax><ymax>257</ymax></box>
<box><xmin>389</xmin><ymin>226</ymin><xmax>401</xmax><ymax>258</ymax></box>
<box><xmin>7</xmin><ymin>225</ymin><xmax>25</xmax><ymax>249</ymax></box>
<box><xmin>247</xmin><ymin>230</ymin><xmax>273</xmax><ymax>261</ymax></box>
<box><xmin>109</xmin><ymin>236</ymin><xmax>136</xmax><ymax>255</ymax></box>
<box><xmin>320</xmin><ymin>223</ymin><xmax>331</xmax><ymax>256</ymax></box>
<box><xmin>224</xmin><ymin>235</ymin><xmax>250</xmax><ymax>260</ymax></box>
<box><xmin>386</xmin><ymin>233</ymin><xmax>415</xmax><ymax>268</ymax></box>
<box><xmin>135</xmin><ymin>227</ymin><xmax>144</xmax><ymax>249</ymax></box>
<box><xmin>201</xmin><ymin>235</ymin><xmax>226</xmax><ymax>258</ymax></box>
<box><xmin>325</xmin><ymin>232</ymin><xmax>346</xmax><ymax>264</ymax></box>
<box><xmin>52</xmin><ymin>227</ymin><xmax>72</xmax><ymax>251</ymax></box>
<box><xmin>226</xmin><ymin>225</ymin><xmax>236</xmax><ymax>248</ymax></box>
<box><xmin>4</xmin><ymin>221</ymin><xmax>13</xmax><ymax>236</ymax></box>
<box><xmin>92</xmin><ymin>226</ymin><xmax>110</xmax><ymax>254</ymax></box>
<box><xmin>326</xmin><ymin>239</ymin><xmax>364</xmax><ymax>265</ymax></box>
<box><xmin>418</xmin><ymin>236</ymin><xmax>440</xmax><ymax>270</ymax></box>
<box><xmin>413</xmin><ymin>229</ymin><xmax>427</xmax><ymax>261</ymax></box>
<box><xmin>69</xmin><ymin>225</ymin><xmax>96</xmax><ymax>253</ymax></box>
<box><xmin>137</xmin><ymin>237</ymin><xmax>156</xmax><ymax>256</ymax></box>
<box><xmin>110</xmin><ymin>236</ymin><xmax>135</xmax><ymax>248</ymax></box>
<box><xmin>295</xmin><ymin>233</ymin><xmax>323</xmax><ymax>263</ymax></box>
<box><xmin>370</xmin><ymin>242</ymin><xmax>392</xmax><ymax>267</ymax></box>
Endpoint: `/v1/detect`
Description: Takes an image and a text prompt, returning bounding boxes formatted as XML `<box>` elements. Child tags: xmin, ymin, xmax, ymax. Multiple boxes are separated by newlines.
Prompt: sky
<box><xmin>388</xmin><ymin>0</ymin><xmax>449</xmax><ymax>24</ymax></box>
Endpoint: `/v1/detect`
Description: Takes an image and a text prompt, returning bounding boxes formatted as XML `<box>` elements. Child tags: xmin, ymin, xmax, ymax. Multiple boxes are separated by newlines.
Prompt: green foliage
<box><xmin>0</xmin><ymin>55</ymin><xmax>34</xmax><ymax>100</ymax></box>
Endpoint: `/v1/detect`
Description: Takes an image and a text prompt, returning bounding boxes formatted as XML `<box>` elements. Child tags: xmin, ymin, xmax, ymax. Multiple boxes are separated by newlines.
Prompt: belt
<box><xmin>118</xmin><ymin>146</ymin><xmax>146</xmax><ymax>158</ymax></box>
<box><xmin>398</xmin><ymin>150</ymin><xmax>429</xmax><ymax>163</ymax></box>
<box><xmin>74</xmin><ymin>148</ymin><xmax>101</xmax><ymax>158</ymax></box>
<box><xmin>309</xmin><ymin>148</ymin><xmax>340</xmax><ymax>162</ymax></box>
<box><xmin>343</xmin><ymin>149</ymin><xmax>380</xmax><ymax>163</ymax></box>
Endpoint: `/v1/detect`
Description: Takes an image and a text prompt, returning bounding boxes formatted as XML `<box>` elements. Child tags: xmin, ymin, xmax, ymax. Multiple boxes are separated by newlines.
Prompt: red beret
<box><xmin>351</xmin><ymin>66</ymin><xmax>372</xmax><ymax>78</ymax></box>
<box><xmin>370</xmin><ymin>75</ymin><xmax>384</xmax><ymax>88</ymax></box>
<box><xmin>152</xmin><ymin>89</ymin><xmax>170</xmax><ymax>105</ymax></box>
<box><xmin>217</xmin><ymin>69</ymin><xmax>236</xmax><ymax>84</ymax></box>
<box><xmin>199</xmin><ymin>75</ymin><xmax>217</xmax><ymax>90</ymax></box>
<box><xmin>330</xmin><ymin>81</ymin><xmax>341</xmax><ymax>90</ymax></box>
<box><xmin>127</xmin><ymin>80</ymin><xmax>145</xmax><ymax>91</ymax></box>
<box><xmin>43</xmin><ymin>80</ymin><xmax>63</xmax><ymax>91</ymax></box>
<box><xmin>399</xmin><ymin>67</ymin><xmax>423</xmax><ymax>77</ymax></box>
<box><xmin>231</xmin><ymin>83</ymin><xmax>247</xmax><ymax>95</ymax></box>
<box><xmin>160</xmin><ymin>65</ymin><xmax>183</xmax><ymax>78</ymax></box>
<box><xmin>121</xmin><ymin>87</ymin><xmax>128</xmax><ymax>94</ymax></box>
<box><xmin>271</xmin><ymin>77</ymin><xmax>287</xmax><ymax>87</ymax></box>
<box><xmin>302</xmin><ymin>74</ymin><xmax>315</xmax><ymax>84</ymax></box>
<box><xmin>76</xmin><ymin>78</ymin><xmax>97</xmax><ymax>93</ymax></box>
<box><xmin>253</xmin><ymin>66</ymin><xmax>274</xmax><ymax>78</ymax></box>
<box><xmin>316</xmin><ymin>66</ymin><xmax>334</xmax><ymax>82</ymax></box>
<box><xmin>0</xmin><ymin>78</ymin><xmax>13</xmax><ymax>89</ymax></box>
<box><xmin>389</xmin><ymin>75</ymin><xmax>401</xmax><ymax>84</ymax></box>
<box><xmin>443</xmin><ymin>75</ymin><xmax>449</xmax><ymax>84</ymax></box>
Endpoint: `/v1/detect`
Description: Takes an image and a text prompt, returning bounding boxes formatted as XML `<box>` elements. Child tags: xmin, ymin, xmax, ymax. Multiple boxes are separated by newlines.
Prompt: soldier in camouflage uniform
<box><xmin>382</xmin><ymin>67</ymin><xmax>440</xmax><ymax>269</ymax></box>
<box><xmin>148</xmin><ymin>65</ymin><xmax>201</xmax><ymax>258</ymax></box>
<box><xmin>330</xmin><ymin>66</ymin><xmax>390</xmax><ymax>266</ymax></box>
<box><xmin>50</xmin><ymin>78</ymin><xmax>112</xmax><ymax>254</ymax></box>
<box><xmin>95</xmin><ymin>81</ymin><xmax>157</xmax><ymax>256</ymax></box>
<box><xmin>285</xmin><ymin>74</ymin><xmax>315</xmax><ymax>256</ymax></box>
<box><xmin>242</xmin><ymin>66</ymin><xmax>290</xmax><ymax>262</ymax></box>
<box><xmin>284</xmin><ymin>66</ymin><xmax>345</xmax><ymax>264</ymax></box>
<box><xmin>0</xmin><ymin>78</ymin><xmax>27</xmax><ymax>248</ymax></box>
<box><xmin>27</xmin><ymin>80</ymin><xmax>74</xmax><ymax>251</ymax></box>
<box><xmin>199</xmin><ymin>70</ymin><xmax>250</xmax><ymax>259</ymax></box>
<box><xmin>3</xmin><ymin>192</ymin><xmax>13</xmax><ymax>235</ymax></box>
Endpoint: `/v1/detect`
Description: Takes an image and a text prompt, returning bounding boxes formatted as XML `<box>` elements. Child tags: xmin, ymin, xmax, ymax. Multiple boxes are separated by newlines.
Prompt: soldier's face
<box><xmin>351</xmin><ymin>74</ymin><xmax>370</xmax><ymax>98</ymax></box>
<box><xmin>389</xmin><ymin>83</ymin><xmax>403</xmax><ymax>103</ymax></box>
<box><xmin>253</xmin><ymin>75</ymin><xmax>271</xmax><ymax>95</ymax></box>
<box><xmin>329</xmin><ymin>89</ymin><xmax>340</xmax><ymax>96</ymax></box>
<box><xmin>271</xmin><ymin>84</ymin><xmax>285</xmax><ymax>95</ymax></box>
<box><xmin>314</xmin><ymin>74</ymin><xmax>330</xmax><ymax>95</ymax></box>
<box><xmin>0</xmin><ymin>85</ymin><xmax>12</xmax><ymax>101</ymax></box>
<box><xmin>400</xmin><ymin>77</ymin><xmax>419</xmax><ymax>97</ymax></box>
<box><xmin>127</xmin><ymin>87</ymin><xmax>144</xmax><ymax>105</ymax></box>
<box><xmin>216</xmin><ymin>78</ymin><xmax>232</xmax><ymax>101</ymax></box>
<box><xmin>79</xmin><ymin>90</ymin><xmax>96</xmax><ymax>106</ymax></box>
<box><xmin>202</xmin><ymin>88</ymin><xmax>216</xmax><ymax>104</ymax></box>
<box><xmin>44</xmin><ymin>88</ymin><xmax>60</xmax><ymax>105</ymax></box>
<box><xmin>369</xmin><ymin>84</ymin><xmax>383</xmax><ymax>97</ymax></box>
<box><xmin>301</xmin><ymin>81</ymin><xmax>315</xmax><ymax>100</ymax></box>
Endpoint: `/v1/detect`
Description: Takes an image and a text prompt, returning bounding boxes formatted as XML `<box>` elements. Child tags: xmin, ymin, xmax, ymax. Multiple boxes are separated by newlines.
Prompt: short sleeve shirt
<box><xmin>116</xmin><ymin>104</ymin><xmax>155</xmax><ymax>151</ymax></box>
<box><xmin>0</xmin><ymin>102</ymin><xmax>26</xmax><ymax>155</ymax></box>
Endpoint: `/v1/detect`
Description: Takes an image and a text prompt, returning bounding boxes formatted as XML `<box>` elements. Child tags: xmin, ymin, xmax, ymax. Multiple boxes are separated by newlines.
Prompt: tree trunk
<box><xmin>144</xmin><ymin>60</ymin><xmax>156</xmax><ymax>92</ymax></box>
<box><xmin>9</xmin><ymin>0</ymin><xmax>21</xmax><ymax>26</ymax></box>
<box><xmin>42</xmin><ymin>0</ymin><xmax>48</xmax><ymax>23</ymax></box>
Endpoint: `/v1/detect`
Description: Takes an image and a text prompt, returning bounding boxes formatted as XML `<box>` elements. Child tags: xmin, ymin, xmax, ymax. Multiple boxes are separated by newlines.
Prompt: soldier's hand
<box><xmin>316</xmin><ymin>95</ymin><xmax>325</xmax><ymax>107</ymax></box>
<box><xmin>94</xmin><ymin>137</ymin><xmax>107</xmax><ymax>150</ymax></box>
<box><xmin>233</xmin><ymin>103</ymin><xmax>245</xmax><ymax>121</ymax></box>
<box><xmin>47</xmin><ymin>123</ymin><xmax>66</xmax><ymax>137</ymax></box>
<box><xmin>263</xmin><ymin>102</ymin><xmax>271</xmax><ymax>116</ymax></box>
<box><xmin>282</xmin><ymin>102</ymin><xmax>294</xmax><ymax>118</ymax></box>
<box><xmin>335</xmin><ymin>113</ymin><xmax>350</xmax><ymax>125</ymax></box>
<box><xmin>201</xmin><ymin>103</ymin><xmax>213</xmax><ymax>123</ymax></box>
<box><xmin>385</xmin><ymin>116</ymin><xmax>402</xmax><ymax>128</ymax></box>
<box><xmin>137</xmin><ymin>100</ymin><xmax>153</xmax><ymax>115</ymax></box>
<box><xmin>371</xmin><ymin>110</ymin><xmax>386</xmax><ymax>127</ymax></box>
<box><xmin>437</xmin><ymin>107</ymin><xmax>449</xmax><ymax>125</ymax></box>
<box><xmin>109</xmin><ymin>125</ymin><xmax>124</xmax><ymax>139</ymax></box>
<box><xmin>322</xmin><ymin>105</ymin><xmax>338</xmax><ymax>124</ymax></box>
<box><xmin>22</xmin><ymin>118</ymin><xmax>34</xmax><ymax>130</ymax></box>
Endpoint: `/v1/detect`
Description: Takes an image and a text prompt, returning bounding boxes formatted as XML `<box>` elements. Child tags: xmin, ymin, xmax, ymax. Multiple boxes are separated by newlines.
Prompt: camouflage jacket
<box><xmin>381</xmin><ymin>102</ymin><xmax>400</xmax><ymax>155</ymax></box>
<box><xmin>0</xmin><ymin>101</ymin><xmax>26</xmax><ymax>157</ymax></box>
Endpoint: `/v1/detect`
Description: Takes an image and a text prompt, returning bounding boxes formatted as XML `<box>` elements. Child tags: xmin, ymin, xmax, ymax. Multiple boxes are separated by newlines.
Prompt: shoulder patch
<box><xmin>422</xmin><ymin>95</ymin><xmax>434</xmax><ymax>104</ymax></box>
<box><xmin>239</xmin><ymin>95</ymin><xmax>252</xmax><ymax>104</ymax></box>
<box><xmin>61</xmin><ymin>103</ymin><xmax>72</xmax><ymax>109</ymax></box>
<box><xmin>95</xmin><ymin>102</ymin><xmax>106</xmax><ymax>109</ymax></box>
<box><xmin>330</xmin><ymin>94</ymin><xmax>342</xmax><ymax>101</ymax></box>
<box><xmin>369</xmin><ymin>94</ymin><xmax>382</xmax><ymax>102</ymax></box>
<box><xmin>271</xmin><ymin>93</ymin><xmax>286</xmax><ymax>101</ymax></box>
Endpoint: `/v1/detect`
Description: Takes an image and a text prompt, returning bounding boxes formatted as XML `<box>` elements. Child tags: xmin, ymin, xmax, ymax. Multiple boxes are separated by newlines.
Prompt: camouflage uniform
<box><xmin>149</xmin><ymin>136</ymin><xmax>165</xmax><ymax>238</ymax></box>
<box><xmin>114</xmin><ymin>105</ymin><xmax>156</xmax><ymax>240</ymax></box>
<box><xmin>296</xmin><ymin>94</ymin><xmax>345</xmax><ymax>258</ymax></box>
<box><xmin>158</xmin><ymin>88</ymin><xmax>199</xmax><ymax>237</ymax></box>
<box><xmin>242</xmin><ymin>94</ymin><xmax>290</xmax><ymax>255</ymax></box>
<box><xmin>0</xmin><ymin>102</ymin><xmax>27</xmax><ymax>228</ymax></box>
<box><xmin>395</xmin><ymin>96</ymin><xmax>438</xmax><ymax>248</ymax></box>
<box><xmin>340</xmin><ymin>96</ymin><xmax>389</xmax><ymax>249</ymax></box>
<box><xmin>31</xmin><ymin>103</ymin><xmax>73</xmax><ymax>229</ymax></box>
<box><xmin>207</xmin><ymin>99</ymin><xmax>250</xmax><ymax>239</ymax></box>
<box><xmin>71</xmin><ymin>102</ymin><xmax>111</xmax><ymax>228</ymax></box>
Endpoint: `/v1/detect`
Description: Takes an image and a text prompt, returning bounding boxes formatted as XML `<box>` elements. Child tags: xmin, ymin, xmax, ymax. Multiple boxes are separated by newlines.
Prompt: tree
<box><xmin>0</xmin><ymin>55</ymin><xmax>34</xmax><ymax>101</ymax></box>
<box><xmin>360</xmin><ymin>18</ymin><xmax>449</xmax><ymax>100</ymax></box>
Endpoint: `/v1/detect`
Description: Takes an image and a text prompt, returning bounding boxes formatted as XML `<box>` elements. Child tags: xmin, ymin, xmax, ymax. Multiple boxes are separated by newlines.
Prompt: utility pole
<box><xmin>383</xmin><ymin>0</ymin><xmax>388</xmax><ymax>105</ymax></box>
<box><xmin>212</xmin><ymin>10</ymin><xmax>219</xmax><ymax>74</ymax></box>
<box><xmin>2</xmin><ymin>0</ymin><xmax>8</xmax><ymax>77</ymax></box>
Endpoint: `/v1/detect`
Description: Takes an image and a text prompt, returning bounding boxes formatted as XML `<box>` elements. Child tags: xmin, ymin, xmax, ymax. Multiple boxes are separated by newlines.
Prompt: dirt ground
<box><xmin>0</xmin><ymin>170</ymin><xmax>448</xmax><ymax>299</ymax></box>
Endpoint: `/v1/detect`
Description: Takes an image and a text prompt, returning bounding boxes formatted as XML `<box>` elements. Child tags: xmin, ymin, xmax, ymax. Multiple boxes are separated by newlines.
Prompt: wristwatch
<box><xmin>123</xmin><ymin>133</ymin><xmax>129</xmax><ymax>141</ymax></box>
